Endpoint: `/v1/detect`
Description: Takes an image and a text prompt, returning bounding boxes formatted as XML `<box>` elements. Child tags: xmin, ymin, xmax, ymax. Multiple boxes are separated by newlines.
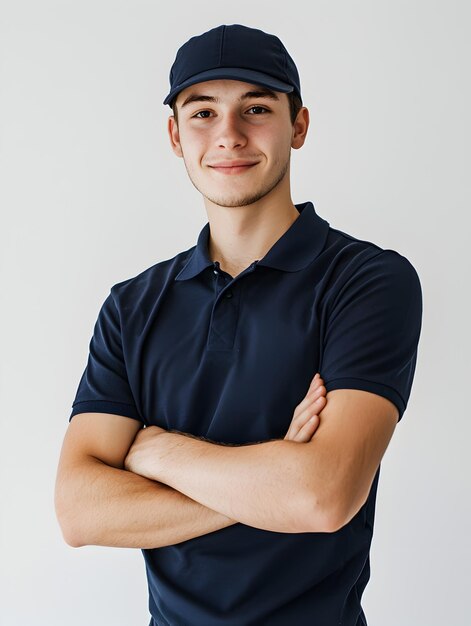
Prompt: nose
<box><xmin>214</xmin><ymin>111</ymin><xmax>248</xmax><ymax>150</ymax></box>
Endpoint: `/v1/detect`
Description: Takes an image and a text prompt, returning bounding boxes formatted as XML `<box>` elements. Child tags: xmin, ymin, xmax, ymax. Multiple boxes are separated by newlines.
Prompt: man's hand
<box><xmin>284</xmin><ymin>372</ymin><xmax>326</xmax><ymax>442</ymax></box>
<box><xmin>123</xmin><ymin>424</ymin><xmax>169</xmax><ymax>479</ymax></box>
<box><xmin>124</xmin><ymin>371</ymin><xmax>327</xmax><ymax>479</ymax></box>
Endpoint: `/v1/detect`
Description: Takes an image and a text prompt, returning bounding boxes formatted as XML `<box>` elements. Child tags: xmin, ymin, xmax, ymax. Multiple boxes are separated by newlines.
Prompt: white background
<box><xmin>1</xmin><ymin>1</ymin><xmax>469</xmax><ymax>625</ymax></box>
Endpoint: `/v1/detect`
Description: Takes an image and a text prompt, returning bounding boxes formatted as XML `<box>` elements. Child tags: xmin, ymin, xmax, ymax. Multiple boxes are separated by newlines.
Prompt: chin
<box><xmin>207</xmin><ymin>190</ymin><xmax>269</xmax><ymax>208</ymax></box>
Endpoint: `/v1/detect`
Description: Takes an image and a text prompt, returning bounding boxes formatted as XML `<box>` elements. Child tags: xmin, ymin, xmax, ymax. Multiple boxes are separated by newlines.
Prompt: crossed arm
<box><xmin>54</xmin><ymin>419</ymin><xmax>322</xmax><ymax>550</ymax></box>
<box><xmin>123</xmin><ymin>387</ymin><xmax>397</xmax><ymax>535</ymax></box>
<box><xmin>55</xmin><ymin>412</ymin><xmax>238</xmax><ymax>549</ymax></box>
<box><xmin>122</xmin><ymin>427</ymin><xmax>326</xmax><ymax>535</ymax></box>
<box><xmin>55</xmin><ymin>388</ymin><xmax>398</xmax><ymax>548</ymax></box>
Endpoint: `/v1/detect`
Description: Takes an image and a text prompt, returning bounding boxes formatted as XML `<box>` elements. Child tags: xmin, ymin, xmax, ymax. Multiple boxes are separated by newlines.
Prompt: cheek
<box><xmin>254</xmin><ymin>125</ymin><xmax>289</xmax><ymax>151</ymax></box>
<box><xmin>180</xmin><ymin>134</ymin><xmax>205</xmax><ymax>163</ymax></box>
<box><xmin>265</xmin><ymin>135</ymin><xmax>290</xmax><ymax>165</ymax></box>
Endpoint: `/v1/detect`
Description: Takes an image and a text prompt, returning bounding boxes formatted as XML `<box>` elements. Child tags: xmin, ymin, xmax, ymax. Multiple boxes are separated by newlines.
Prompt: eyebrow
<box><xmin>180</xmin><ymin>88</ymin><xmax>281</xmax><ymax>109</ymax></box>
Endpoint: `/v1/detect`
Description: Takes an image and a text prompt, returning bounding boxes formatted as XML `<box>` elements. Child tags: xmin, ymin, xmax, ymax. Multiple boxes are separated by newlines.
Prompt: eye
<box><xmin>191</xmin><ymin>106</ymin><xmax>270</xmax><ymax>119</ymax></box>
<box><xmin>247</xmin><ymin>106</ymin><xmax>269</xmax><ymax>114</ymax></box>
<box><xmin>192</xmin><ymin>110</ymin><xmax>212</xmax><ymax>119</ymax></box>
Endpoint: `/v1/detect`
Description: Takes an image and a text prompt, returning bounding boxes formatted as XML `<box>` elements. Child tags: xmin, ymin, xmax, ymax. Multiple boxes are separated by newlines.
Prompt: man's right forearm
<box><xmin>55</xmin><ymin>456</ymin><xmax>238</xmax><ymax>549</ymax></box>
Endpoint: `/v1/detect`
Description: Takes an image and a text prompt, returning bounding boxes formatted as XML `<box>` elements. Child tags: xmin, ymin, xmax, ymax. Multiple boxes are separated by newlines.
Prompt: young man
<box><xmin>55</xmin><ymin>24</ymin><xmax>423</xmax><ymax>625</ymax></box>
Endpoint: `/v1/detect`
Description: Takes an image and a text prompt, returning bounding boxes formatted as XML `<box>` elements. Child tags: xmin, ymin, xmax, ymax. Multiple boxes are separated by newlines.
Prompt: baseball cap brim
<box><xmin>163</xmin><ymin>66</ymin><xmax>294</xmax><ymax>106</ymax></box>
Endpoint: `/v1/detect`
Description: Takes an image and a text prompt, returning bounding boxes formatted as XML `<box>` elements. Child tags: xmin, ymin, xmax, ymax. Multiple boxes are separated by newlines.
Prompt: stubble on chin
<box><xmin>185</xmin><ymin>154</ymin><xmax>291</xmax><ymax>209</ymax></box>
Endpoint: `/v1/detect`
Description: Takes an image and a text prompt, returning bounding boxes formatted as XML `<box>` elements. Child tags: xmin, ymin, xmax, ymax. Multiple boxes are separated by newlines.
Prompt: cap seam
<box><xmin>218</xmin><ymin>25</ymin><xmax>225</xmax><ymax>66</ymax></box>
<box><xmin>280</xmin><ymin>40</ymin><xmax>289</xmax><ymax>81</ymax></box>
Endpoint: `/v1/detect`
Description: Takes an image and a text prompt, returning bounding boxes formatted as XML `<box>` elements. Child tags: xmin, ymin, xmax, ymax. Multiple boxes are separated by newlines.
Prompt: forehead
<box><xmin>175</xmin><ymin>79</ymin><xmax>285</xmax><ymax>108</ymax></box>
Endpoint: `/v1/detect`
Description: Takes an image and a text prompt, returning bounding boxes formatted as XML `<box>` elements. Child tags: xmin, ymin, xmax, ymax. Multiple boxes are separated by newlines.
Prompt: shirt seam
<box><xmin>72</xmin><ymin>399</ymin><xmax>138</xmax><ymax>407</ymax></box>
<box><xmin>328</xmin><ymin>248</ymin><xmax>390</xmax><ymax>314</ymax></box>
<box><xmin>324</xmin><ymin>376</ymin><xmax>406</xmax><ymax>406</ymax></box>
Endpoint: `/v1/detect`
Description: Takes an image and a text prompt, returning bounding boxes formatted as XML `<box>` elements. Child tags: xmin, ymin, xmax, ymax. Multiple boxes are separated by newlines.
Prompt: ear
<box><xmin>168</xmin><ymin>115</ymin><xmax>183</xmax><ymax>158</ymax></box>
<box><xmin>291</xmin><ymin>106</ymin><xmax>309</xmax><ymax>150</ymax></box>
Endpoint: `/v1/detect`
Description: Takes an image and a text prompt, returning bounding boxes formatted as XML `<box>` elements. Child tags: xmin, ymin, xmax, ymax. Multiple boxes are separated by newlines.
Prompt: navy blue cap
<box><xmin>163</xmin><ymin>24</ymin><xmax>303</xmax><ymax>107</ymax></box>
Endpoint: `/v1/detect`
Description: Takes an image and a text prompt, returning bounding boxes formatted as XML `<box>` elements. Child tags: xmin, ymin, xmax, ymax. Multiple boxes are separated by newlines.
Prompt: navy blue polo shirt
<box><xmin>70</xmin><ymin>200</ymin><xmax>423</xmax><ymax>625</ymax></box>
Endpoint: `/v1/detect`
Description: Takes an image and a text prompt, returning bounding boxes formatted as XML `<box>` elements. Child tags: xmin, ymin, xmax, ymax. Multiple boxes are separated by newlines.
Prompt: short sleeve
<box><xmin>69</xmin><ymin>290</ymin><xmax>142</xmax><ymax>422</ymax></box>
<box><xmin>320</xmin><ymin>250</ymin><xmax>423</xmax><ymax>422</ymax></box>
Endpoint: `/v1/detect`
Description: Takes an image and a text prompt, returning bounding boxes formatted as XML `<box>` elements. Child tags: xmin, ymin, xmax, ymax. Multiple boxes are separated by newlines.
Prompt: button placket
<box><xmin>207</xmin><ymin>260</ymin><xmax>258</xmax><ymax>351</ymax></box>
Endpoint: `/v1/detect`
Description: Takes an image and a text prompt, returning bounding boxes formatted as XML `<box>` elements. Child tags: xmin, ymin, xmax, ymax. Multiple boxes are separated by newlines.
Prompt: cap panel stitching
<box><xmin>280</xmin><ymin>39</ymin><xmax>289</xmax><ymax>82</ymax></box>
<box><xmin>218</xmin><ymin>25</ymin><xmax>225</xmax><ymax>66</ymax></box>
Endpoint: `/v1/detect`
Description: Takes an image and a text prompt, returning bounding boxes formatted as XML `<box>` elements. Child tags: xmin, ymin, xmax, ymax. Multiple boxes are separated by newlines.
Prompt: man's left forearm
<box><xmin>152</xmin><ymin>432</ymin><xmax>315</xmax><ymax>533</ymax></box>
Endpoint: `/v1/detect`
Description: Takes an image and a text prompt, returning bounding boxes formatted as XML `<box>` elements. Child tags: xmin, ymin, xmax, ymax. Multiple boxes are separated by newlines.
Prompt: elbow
<box><xmin>297</xmin><ymin>489</ymin><xmax>347</xmax><ymax>534</ymax></box>
<box><xmin>323</xmin><ymin>511</ymin><xmax>348</xmax><ymax>533</ymax></box>
<box><xmin>61</xmin><ymin>526</ymin><xmax>85</xmax><ymax>548</ymax></box>
<box><xmin>55</xmin><ymin>511</ymin><xmax>86</xmax><ymax>548</ymax></box>
<box><xmin>317</xmin><ymin>498</ymin><xmax>361</xmax><ymax>533</ymax></box>
<box><xmin>54</xmin><ymin>489</ymin><xmax>87</xmax><ymax>548</ymax></box>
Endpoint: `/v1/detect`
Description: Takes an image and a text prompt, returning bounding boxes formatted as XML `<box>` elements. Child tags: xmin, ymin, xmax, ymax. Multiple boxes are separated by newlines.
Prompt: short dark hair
<box><xmin>170</xmin><ymin>91</ymin><xmax>303</xmax><ymax>127</ymax></box>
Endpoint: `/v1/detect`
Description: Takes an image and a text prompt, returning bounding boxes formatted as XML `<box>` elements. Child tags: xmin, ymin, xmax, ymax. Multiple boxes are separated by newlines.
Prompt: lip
<box><xmin>209</xmin><ymin>160</ymin><xmax>259</xmax><ymax>167</ymax></box>
<box><xmin>209</xmin><ymin>162</ymin><xmax>259</xmax><ymax>175</ymax></box>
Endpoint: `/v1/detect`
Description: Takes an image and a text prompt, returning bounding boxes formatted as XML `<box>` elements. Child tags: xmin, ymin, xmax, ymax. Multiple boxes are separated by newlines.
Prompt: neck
<box><xmin>206</xmin><ymin>198</ymin><xmax>300</xmax><ymax>278</ymax></box>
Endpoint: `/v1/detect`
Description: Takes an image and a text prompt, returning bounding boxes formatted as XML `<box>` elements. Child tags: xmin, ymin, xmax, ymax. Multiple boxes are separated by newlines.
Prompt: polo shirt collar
<box><xmin>174</xmin><ymin>200</ymin><xmax>330</xmax><ymax>281</ymax></box>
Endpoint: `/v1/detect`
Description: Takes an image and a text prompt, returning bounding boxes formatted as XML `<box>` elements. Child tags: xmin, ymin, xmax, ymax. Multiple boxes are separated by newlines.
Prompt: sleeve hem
<box><xmin>323</xmin><ymin>377</ymin><xmax>406</xmax><ymax>422</ymax></box>
<box><xmin>69</xmin><ymin>400</ymin><xmax>143</xmax><ymax>423</ymax></box>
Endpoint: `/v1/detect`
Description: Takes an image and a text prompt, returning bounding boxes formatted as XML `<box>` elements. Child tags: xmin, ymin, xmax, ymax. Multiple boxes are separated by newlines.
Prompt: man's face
<box><xmin>168</xmin><ymin>79</ymin><xmax>304</xmax><ymax>209</ymax></box>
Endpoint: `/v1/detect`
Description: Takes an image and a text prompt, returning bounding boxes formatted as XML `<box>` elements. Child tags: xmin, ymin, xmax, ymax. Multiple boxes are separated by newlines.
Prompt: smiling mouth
<box><xmin>209</xmin><ymin>163</ymin><xmax>258</xmax><ymax>175</ymax></box>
